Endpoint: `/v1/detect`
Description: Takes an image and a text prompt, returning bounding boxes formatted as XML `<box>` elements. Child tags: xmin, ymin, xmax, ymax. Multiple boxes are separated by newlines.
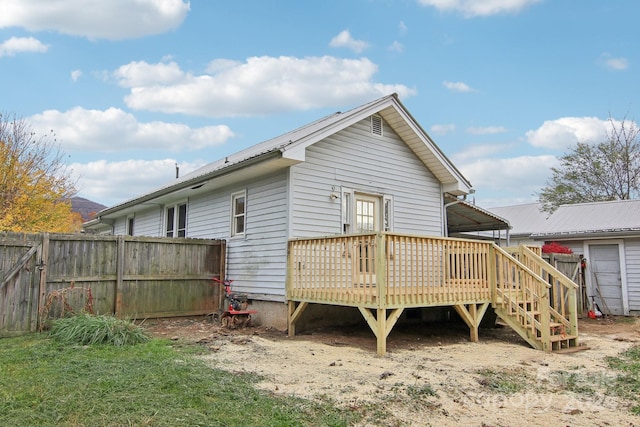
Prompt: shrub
<box><xmin>49</xmin><ymin>314</ymin><xmax>150</xmax><ymax>346</ymax></box>
<box><xmin>542</xmin><ymin>241</ymin><xmax>573</xmax><ymax>254</ymax></box>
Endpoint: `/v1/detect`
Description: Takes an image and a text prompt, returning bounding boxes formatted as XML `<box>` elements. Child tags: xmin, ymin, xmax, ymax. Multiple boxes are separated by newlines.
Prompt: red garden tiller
<box><xmin>211</xmin><ymin>277</ymin><xmax>257</xmax><ymax>328</ymax></box>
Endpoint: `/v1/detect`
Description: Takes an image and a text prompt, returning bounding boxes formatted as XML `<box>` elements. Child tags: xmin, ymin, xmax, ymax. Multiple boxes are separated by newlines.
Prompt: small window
<box><xmin>383</xmin><ymin>195</ymin><xmax>393</xmax><ymax>232</ymax></box>
<box><xmin>231</xmin><ymin>191</ymin><xmax>246</xmax><ymax>237</ymax></box>
<box><xmin>371</xmin><ymin>115</ymin><xmax>383</xmax><ymax>136</ymax></box>
<box><xmin>165</xmin><ymin>207</ymin><xmax>174</xmax><ymax>237</ymax></box>
<box><xmin>341</xmin><ymin>188</ymin><xmax>352</xmax><ymax>234</ymax></box>
<box><xmin>165</xmin><ymin>202</ymin><xmax>187</xmax><ymax>237</ymax></box>
<box><xmin>127</xmin><ymin>216</ymin><xmax>134</xmax><ymax>236</ymax></box>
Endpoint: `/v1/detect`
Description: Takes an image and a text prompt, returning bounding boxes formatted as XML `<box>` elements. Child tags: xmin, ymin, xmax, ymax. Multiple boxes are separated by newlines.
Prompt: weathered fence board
<box><xmin>0</xmin><ymin>232</ymin><xmax>225</xmax><ymax>336</ymax></box>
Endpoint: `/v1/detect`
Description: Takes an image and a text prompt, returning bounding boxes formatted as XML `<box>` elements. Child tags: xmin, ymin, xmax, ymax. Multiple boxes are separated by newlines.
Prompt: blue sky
<box><xmin>1</xmin><ymin>0</ymin><xmax>637</xmax><ymax>208</ymax></box>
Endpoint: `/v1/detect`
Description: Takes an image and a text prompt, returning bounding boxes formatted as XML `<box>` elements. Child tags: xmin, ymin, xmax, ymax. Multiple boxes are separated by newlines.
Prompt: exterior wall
<box><xmin>113</xmin><ymin>217</ymin><xmax>126</xmax><ymax>235</ymax></box>
<box><xmin>625</xmin><ymin>238</ymin><xmax>640</xmax><ymax>313</ymax></box>
<box><xmin>187</xmin><ymin>170</ymin><xmax>290</xmax><ymax>303</ymax></box>
<box><xmin>289</xmin><ymin>117</ymin><xmax>443</xmax><ymax>238</ymax></box>
<box><xmin>134</xmin><ymin>206</ymin><xmax>163</xmax><ymax>236</ymax></box>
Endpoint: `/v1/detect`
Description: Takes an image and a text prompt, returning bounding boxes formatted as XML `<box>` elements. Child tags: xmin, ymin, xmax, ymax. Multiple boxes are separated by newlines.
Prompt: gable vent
<box><xmin>371</xmin><ymin>115</ymin><xmax>383</xmax><ymax>136</ymax></box>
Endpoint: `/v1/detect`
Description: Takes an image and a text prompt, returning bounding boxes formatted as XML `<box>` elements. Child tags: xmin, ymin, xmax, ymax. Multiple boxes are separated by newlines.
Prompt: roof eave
<box><xmin>94</xmin><ymin>150</ymin><xmax>283</xmax><ymax>219</ymax></box>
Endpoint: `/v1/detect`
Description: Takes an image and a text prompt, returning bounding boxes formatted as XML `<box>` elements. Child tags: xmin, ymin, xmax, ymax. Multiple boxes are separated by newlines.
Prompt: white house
<box><xmin>85</xmin><ymin>94</ymin><xmax>509</xmax><ymax>328</ymax></box>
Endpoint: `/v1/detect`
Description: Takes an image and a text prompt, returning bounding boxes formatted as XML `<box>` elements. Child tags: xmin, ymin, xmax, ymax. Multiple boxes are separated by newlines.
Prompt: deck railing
<box><xmin>287</xmin><ymin>233</ymin><xmax>580</xmax><ymax>354</ymax></box>
<box><xmin>287</xmin><ymin>232</ymin><xmax>492</xmax><ymax>309</ymax></box>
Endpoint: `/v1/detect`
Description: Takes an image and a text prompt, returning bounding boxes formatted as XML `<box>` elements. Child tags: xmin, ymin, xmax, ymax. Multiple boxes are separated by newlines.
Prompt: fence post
<box><xmin>37</xmin><ymin>233</ymin><xmax>50</xmax><ymax>331</ymax></box>
<box><xmin>115</xmin><ymin>235</ymin><xmax>125</xmax><ymax>317</ymax></box>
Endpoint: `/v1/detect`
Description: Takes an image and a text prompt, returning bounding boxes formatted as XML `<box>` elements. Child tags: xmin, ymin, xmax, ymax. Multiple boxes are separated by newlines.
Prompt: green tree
<box><xmin>538</xmin><ymin>115</ymin><xmax>640</xmax><ymax>213</ymax></box>
<box><xmin>0</xmin><ymin>112</ymin><xmax>80</xmax><ymax>232</ymax></box>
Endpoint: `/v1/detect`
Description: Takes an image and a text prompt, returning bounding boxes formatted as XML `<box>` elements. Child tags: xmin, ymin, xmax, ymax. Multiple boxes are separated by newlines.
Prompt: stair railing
<box><xmin>491</xmin><ymin>244</ymin><xmax>552</xmax><ymax>351</ymax></box>
<box><xmin>514</xmin><ymin>245</ymin><xmax>579</xmax><ymax>340</ymax></box>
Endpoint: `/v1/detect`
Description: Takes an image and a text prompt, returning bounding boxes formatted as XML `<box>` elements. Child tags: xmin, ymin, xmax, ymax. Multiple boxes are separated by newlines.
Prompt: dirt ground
<box><xmin>143</xmin><ymin>315</ymin><xmax>640</xmax><ymax>427</ymax></box>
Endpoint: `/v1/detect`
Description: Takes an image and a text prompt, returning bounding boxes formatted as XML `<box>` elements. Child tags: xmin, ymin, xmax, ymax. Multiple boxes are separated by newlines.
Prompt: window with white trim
<box><xmin>231</xmin><ymin>191</ymin><xmax>246</xmax><ymax>237</ymax></box>
<box><xmin>383</xmin><ymin>195</ymin><xmax>393</xmax><ymax>232</ymax></box>
<box><xmin>165</xmin><ymin>202</ymin><xmax>187</xmax><ymax>237</ymax></box>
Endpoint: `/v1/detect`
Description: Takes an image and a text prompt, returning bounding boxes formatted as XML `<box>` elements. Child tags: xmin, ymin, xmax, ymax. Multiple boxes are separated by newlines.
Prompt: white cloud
<box><xmin>467</xmin><ymin>126</ymin><xmax>507</xmax><ymax>135</ymax></box>
<box><xmin>29</xmin><ymin>107</ymin><xmax>235</xmax><ymax>152</ymax></box>
<box><xmin>0</xmin><ymin>36</ymin><xmax>48</xmax><ymax>57</ymax></box>
<box><xmin>388</xmin><ymin>41</ymin><xmax>404</xmax><ymax>53</ymax></box>
<box><xmin>116</xmin><ymin>56</ymin><xmax>416</xmax><ymax>118</ymax></box>
<box><xmin>451</xmin><ymin>142</ymin><xmax>514</xmax><ymax>162</ymax></box>
<box><xmin>329</xmin><ymin>30</ymin><xmax>368</xmax><ymax>53</ymax></box>
<box><xmin>430</xmin><ymin>124</ymin><xmax>456</xmax><ymax>135</ymax></box>
<box><xmin>599</xmin><ymin>53</ymin><xmax>629</xmax><ymax>71</ymax></box>
<box><xmin>443</xmin><ymin>80</ymin><xmax>476</xmax><ymax>93</ymax></box>
<box><xmin>418</xmin><ymin>0</ymin><xmax>542</xmax><ymax>17</ymax></box>
<box><xmin>458</xmin><ymin>155</ymin><xmax>558</xmax><ymax>204</ymax></box>
<box><xmin>398</xmin><ymin>21</ymin><xmax>408</xmax><ymax>35</ymax></box>
<box><xmin>113</xmin><ymin>60</ymin><xmax>185</xmax><ymax>87</ymax></box>
<box><xmin>70</xmin><ymin>69</ymin><xmax>82</xmax><ymax>82</ymax></box>
<box><xmin>71</xmin><ymin>158</ymin><xmax>206</xmax><ymax>206</ymax></box>
<box><xmin>0</xmin><ymin>0</ymin><xmax>190</xmax><ymax>40</ymax></box>
<box><xmin>525</xmin><ymin>117</ymin><xmax>610</xmax><ymax>150</ymax></box>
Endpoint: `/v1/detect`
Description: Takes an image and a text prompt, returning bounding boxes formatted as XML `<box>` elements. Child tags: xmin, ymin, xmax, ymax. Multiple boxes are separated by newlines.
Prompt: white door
<box><xmin>354</xmin><ymin>194</ymin><xmax>381</xmax><ymax>286</ymax></box>
<box><xmin>355</xmin><ymin>194</ymin><xmax>380</xmax><ymax>233</ymax></box>
<box><xmin>589</xmin><ymin>244</ymin><xmax>624</xmax><ymax>315</ymax></box>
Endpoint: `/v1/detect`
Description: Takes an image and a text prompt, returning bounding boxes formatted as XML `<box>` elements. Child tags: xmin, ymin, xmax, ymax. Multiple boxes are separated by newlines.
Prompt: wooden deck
<box><xmin>286</xmin><ymin>233</ymin><xmax>579</xmax><ymax>355</ymax></box>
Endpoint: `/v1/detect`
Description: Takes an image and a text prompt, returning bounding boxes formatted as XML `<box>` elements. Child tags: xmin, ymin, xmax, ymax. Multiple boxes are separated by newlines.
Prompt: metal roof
<box><xmin>532</xmin><ymin>199</ymin><xmax>640</xmax><ymax>238</ymax></box>
<box><xmin>94</xmin><ymin>93</ymin><xmax>473</xmax><ymax>219</ymax></box>
<box><xmin>483</xmin><ymin>200</ymin><xmax>640</xmax><ymax>240</ymax></box>
<box><xmin>445</xmin><ymin>196</ymin><xmax>511</xmax><ymax>233</ymax></box>
<box><xmin>485</xmin><ymin>203</ymin><xmax>550</xmax><ymax>237</ymax></box>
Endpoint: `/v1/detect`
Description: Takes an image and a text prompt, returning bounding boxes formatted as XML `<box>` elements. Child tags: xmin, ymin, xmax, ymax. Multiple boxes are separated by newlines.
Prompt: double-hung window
<box><xmin>166</xmin><ymin>202</ymin><xmax>187</xmax><ymax>237</ymax></box>
<box><xmin>231</xmin><ymin>191</ymin><xmax>246</xmax><ymax>237</ymax></box>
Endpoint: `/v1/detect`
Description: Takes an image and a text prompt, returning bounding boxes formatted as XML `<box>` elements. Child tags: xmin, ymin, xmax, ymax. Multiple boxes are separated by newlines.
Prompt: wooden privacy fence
<box><xmin>1</xmin><ymin>232</ymin><xmax>225</xmax><ymax>336</ymax></box>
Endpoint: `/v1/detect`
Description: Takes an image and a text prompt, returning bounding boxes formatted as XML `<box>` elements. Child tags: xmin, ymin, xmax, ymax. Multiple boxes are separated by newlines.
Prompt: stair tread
<box><xmin>549</xmin><ymin>334</ymin><xmax>578</xmax><ymax>342</ymax></box>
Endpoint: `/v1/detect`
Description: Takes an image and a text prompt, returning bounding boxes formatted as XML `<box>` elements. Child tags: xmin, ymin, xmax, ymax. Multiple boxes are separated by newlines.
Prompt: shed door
<box><xmin>589</xmin><ymin>244</ymin><xmax>623</xmax><ymax>315</ymax></box>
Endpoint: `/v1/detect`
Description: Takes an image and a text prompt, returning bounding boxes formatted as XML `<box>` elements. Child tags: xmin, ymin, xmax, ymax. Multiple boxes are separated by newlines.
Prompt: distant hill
<box><xmin>71</xmin><ymin>197</ymin><xmax>107</xmax><ymax>221</ymax></box>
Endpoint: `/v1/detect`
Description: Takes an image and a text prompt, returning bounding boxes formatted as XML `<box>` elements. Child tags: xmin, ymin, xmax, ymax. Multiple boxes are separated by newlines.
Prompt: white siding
<box><xmin>290</xmin><ymin>117</ymin><xmax>443</xmax><ymax>237</ymax></box>
<box><xmin>188</xmin><ymin>170</ymin><xmax>289</xmax><ymax>300</ymax></box>
<box><xmin>113</xmin><ymin>218</ymin><xmax>126</xmax><ymax>235</ymax></box>
<box><xmin>625</xmin><ymin>238</ymin><xmax>640</xmax><ymax>312</ymax></box>
<box><xmin>134</xmin><ymin>207</ymin><xmax>163</xmax><ymax>236</ymax></box>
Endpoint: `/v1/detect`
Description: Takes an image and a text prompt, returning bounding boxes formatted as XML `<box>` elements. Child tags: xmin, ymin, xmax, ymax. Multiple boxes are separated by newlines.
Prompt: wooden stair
<box><xmin>492</xmin><ymin>245</ymin><xmax>581</xmax><ymax>353</ymax></box>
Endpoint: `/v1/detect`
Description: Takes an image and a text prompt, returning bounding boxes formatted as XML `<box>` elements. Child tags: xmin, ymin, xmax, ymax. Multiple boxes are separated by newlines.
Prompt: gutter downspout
<box><xmin>443</xmin><ymin>194</ymin><xmax>468</xmax><ymax>237</ymax></box>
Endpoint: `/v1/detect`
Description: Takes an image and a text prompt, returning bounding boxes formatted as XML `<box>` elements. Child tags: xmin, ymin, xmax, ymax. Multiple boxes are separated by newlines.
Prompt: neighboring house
<box><xmin>85</xmin><ymin>94</ymin><xmax>510</xmax><ymax>329</ymax></box>
<box><xmin>485</xmin><ymin>200</ymin><xmax>640</xmax><ymax>316</ymax></box>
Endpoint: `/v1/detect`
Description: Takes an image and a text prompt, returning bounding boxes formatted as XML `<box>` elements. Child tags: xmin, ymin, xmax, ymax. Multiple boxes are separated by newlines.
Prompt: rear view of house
<box><xmin>86</xmin><ymin>94</ymin><xmax>502</xmax><ymax>325</ymax></box>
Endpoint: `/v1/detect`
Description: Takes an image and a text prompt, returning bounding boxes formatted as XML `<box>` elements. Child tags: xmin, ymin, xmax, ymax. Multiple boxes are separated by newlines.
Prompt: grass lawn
<box><xmin>0</xmin><ymin>335</ymin><xmax>359</xmax><ymax>427</ymax></box>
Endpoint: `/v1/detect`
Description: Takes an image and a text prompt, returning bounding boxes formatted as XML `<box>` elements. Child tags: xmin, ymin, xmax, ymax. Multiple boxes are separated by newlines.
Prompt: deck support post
<box><xmin>453</xmin><ymin>302</ymin><xmax>489</xmax><ymax>342</ymax></box>
<box><xmin>358</xmin><ymin>306</ymin><xmax>404</xmax><ymax>356</ymax></box>
<box><xmin>287</xmin><ymin>301</ymin><xmax>309</xmax><ymax>337</ymax></box>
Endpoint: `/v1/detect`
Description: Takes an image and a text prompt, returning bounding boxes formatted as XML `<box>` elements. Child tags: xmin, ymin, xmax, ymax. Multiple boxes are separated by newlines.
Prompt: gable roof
<box><xmin>92</xmin><ymin>93</ymin><xmax>472</xmax><ymax>220</ymax></box>
<box><xmin>532</xmin><ymin>199</ymin><xmax>640</xmax><ymax>239</ymax></box>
